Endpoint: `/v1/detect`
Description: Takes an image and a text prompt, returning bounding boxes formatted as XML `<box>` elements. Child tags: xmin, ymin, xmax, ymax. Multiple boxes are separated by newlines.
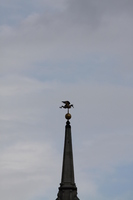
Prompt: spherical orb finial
<box><xmin>65</xmin><ymin>113</ymin><xmax>71</xmax><ymax>120</ymax></box>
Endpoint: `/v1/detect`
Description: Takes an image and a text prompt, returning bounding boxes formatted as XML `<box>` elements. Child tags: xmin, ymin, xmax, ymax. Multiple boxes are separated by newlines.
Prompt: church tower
<box><xmin>56</xmin><ymin>101</ymin><xmax>80</xmax><ymax>200</ymax></box>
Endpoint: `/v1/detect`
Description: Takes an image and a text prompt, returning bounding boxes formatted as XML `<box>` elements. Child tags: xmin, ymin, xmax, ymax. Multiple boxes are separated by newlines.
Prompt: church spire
<box><xmin>56</xmin><ymin>101</ymin><xmax>79</xmax><ymax>200</ymax></box>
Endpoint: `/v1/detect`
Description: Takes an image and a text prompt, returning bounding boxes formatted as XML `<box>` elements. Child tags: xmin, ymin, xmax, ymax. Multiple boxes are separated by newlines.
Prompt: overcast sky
<box><xmin>0</xmin><ymin>1</ymin><xmax>133</xmax><ymax>200</ymax></box>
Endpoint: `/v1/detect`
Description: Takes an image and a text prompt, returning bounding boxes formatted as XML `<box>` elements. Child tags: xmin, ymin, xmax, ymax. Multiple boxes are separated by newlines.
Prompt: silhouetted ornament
<box><xmin>60</xmin><ymin>100</ymin><xmax>74</xmax><ymax>121</ymax></box>
<box><xmin>60</xmin><ymin>101</ymin><xmax>74</xmax><ymax>109</ymax></box>
<box><xmin>65</xmin><ymin>113</ymin><xmax>71</xmax><ymax>120</ymax></box>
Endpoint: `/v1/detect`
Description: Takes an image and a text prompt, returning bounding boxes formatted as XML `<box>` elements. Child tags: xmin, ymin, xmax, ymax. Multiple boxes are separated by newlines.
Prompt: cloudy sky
<box><xmin>0</xmin><ymin>0</ymin><xmax>133</xmax><ymax>200</ymax></box>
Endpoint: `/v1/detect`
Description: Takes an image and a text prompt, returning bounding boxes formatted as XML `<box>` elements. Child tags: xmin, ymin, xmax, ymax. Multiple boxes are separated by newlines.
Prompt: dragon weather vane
<box><xmin>60</xmin><ymin>101</ymin><xmax>74</xmax><ymax>120</ymax></box>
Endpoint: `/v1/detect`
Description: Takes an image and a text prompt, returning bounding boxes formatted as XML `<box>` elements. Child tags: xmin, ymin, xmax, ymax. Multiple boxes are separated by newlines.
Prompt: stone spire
<box><xmin>56</xmin><ymin>101</ymin><xmax>79</xmax><ymax>200</ymax></box>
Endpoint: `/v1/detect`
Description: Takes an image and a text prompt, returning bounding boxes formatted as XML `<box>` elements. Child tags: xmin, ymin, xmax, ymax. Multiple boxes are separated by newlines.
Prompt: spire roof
<box><xmin>61</xmin><ymin>120</ymin><xmax>75</xmax><ymax>188</ymax></box>
<box><xmin>56</xmin><ymin>103</ymin><xmax>80</xmax><ymax>200</ymax></box>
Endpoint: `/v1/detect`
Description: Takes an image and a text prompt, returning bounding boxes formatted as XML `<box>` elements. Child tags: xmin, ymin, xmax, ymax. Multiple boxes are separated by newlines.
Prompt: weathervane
<box><xmin>60</xmin><ymin>101</ymin><xmax>74</xmax><ymax>120</ymax></box>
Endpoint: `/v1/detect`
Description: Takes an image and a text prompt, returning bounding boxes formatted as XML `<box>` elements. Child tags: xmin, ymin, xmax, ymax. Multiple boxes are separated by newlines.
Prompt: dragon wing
<box><xmin>62</xmin><ymin>101</ymin><xmax>70</xmax><ymax>105</ymax></box>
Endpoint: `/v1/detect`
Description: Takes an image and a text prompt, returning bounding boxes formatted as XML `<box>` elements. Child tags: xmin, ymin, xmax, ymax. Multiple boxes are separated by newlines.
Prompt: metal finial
<box><xmin>60</xmin><ymin>101</ymin><xmax>74</xmax><ymax>120</ymax></box>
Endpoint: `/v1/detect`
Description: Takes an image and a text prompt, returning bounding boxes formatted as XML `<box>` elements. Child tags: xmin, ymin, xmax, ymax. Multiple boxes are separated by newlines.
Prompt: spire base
<box><xmin>56</xmin><ymin>186</ymin><xmax>79</xmax><ymax>200</ymax></box>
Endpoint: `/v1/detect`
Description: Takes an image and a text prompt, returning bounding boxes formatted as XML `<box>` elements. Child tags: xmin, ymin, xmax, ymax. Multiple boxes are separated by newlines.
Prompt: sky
<box><xmin>0</xmin><ymin>0</ymin><xmax>133</xmax><ymax>200</ymax></box>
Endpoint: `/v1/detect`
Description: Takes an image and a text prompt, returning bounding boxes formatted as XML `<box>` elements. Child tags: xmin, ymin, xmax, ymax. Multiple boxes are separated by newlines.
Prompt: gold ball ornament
<box><xmin>65</xmin><ymin>113</ymin><xmax>71</xmax><ymax>120</ymax></box>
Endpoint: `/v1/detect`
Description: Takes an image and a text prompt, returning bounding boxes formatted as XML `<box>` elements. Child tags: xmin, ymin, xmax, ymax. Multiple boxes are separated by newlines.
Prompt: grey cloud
<box><xmin>0</xmin><ymin>141</ymin><xmax>60</xmax><ymax>200</ymax></box>
<box><xmin>0</xmin><ymin>0</ymin><xmax>133</xmax><ymax>77</ymax></box>
<box><xmin>1</xmin><ymin>75</ymin><xmax>133</xmax><ymax>200</ymax></box>
<box><xmin>66</xmin><ymin>0</ymin><xmax>133</xmax><ymax>25</ymax></box>
<box><xmin>1</xmin><ymin>2</ymin><xmax>133</xmax><ymax>199</ymax></box>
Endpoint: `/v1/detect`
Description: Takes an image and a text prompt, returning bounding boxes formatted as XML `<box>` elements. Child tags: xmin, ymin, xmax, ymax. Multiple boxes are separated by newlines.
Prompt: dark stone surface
<box><xmin>56</xmin><ymin>121</ymin><xmax>80</xmax><ymax>200</ymax></box>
